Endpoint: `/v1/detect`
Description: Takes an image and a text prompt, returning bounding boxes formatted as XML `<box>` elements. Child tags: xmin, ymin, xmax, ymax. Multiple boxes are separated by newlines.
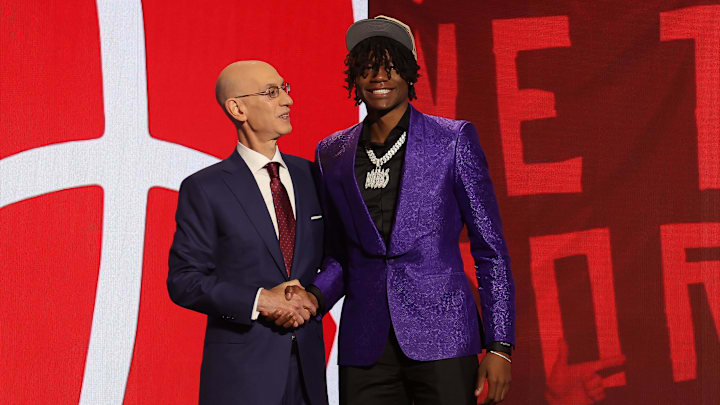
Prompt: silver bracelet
<box><xmin>489</xmin><ymin>350</ymin><xmax>512</xmax><ymax>363</ymax></box>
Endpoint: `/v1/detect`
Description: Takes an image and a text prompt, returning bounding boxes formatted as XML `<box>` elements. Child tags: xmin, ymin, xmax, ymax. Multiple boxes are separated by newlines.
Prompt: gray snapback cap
<box><xmin>346</xmin><ymin>15</ymin><xmax>417</xmax><ymax>60</ymax></box>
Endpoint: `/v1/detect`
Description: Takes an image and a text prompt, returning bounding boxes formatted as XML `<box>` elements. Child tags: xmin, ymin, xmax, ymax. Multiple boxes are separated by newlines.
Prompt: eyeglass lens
<box><xmin>268</xmin><ymin>83</ymin><xmax>290</xmax><ymax>98</ymax></box>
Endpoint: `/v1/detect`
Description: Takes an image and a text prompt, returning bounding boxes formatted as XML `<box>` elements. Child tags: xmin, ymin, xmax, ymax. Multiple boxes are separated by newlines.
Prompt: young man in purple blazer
<box><xmin>301</xmin><ymin>16</ymin><xmax>516</xmax><ymax>405</ymax></box>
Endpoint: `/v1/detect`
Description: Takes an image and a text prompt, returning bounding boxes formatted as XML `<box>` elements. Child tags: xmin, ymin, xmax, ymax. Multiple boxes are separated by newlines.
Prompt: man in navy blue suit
<box><xmin>168</xmin><ymin>60</ymin><xmax>328</xmax><ymax>405</ymax></box>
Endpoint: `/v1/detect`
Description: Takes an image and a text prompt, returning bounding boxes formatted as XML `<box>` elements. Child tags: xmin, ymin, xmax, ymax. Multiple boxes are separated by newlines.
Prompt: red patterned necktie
<box><xmin>265</xmin><ymin>162</ymin><xmax>295</xmax><ymax>276</ymax></box>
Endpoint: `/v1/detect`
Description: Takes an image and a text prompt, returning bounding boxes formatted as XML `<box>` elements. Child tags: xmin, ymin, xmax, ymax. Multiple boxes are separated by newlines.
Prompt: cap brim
<box><xmin>346</xmin><ymin>18</ymin><xmax>415</xmax><ymax>59</ymax></box>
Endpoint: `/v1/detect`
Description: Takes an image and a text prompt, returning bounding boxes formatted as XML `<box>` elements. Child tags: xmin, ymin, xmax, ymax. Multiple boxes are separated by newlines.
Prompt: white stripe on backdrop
<box><xmin>0</xmin><ymin>1</ymin><xmax>367</xmax><ymax>404</ymax></box>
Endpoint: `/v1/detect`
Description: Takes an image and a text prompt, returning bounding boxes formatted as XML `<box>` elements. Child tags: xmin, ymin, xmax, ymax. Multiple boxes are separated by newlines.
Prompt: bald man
<box><xmin>168</xmin><ymin>61</ymin><xmax>328</xmax><ymax>405</ymax></box>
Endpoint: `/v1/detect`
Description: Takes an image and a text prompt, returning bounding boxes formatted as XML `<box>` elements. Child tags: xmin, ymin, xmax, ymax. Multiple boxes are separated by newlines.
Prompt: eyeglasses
<box><xmin>234</xmin><ymin>82</ymin><xmax>290</xmax><ymax>99</ymax></box>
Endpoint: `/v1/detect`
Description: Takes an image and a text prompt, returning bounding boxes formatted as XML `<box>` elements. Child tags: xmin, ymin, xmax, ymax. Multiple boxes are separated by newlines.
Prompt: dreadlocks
<box><xmin>344</xmin><ymin>36</ymin><xmax>420</xmax><ymax>105</ymax></box>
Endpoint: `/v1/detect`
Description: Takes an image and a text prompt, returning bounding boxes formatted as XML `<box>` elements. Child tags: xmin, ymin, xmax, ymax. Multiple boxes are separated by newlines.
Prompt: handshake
<box><xmin>256</xmin><ymin>280</ymin><xmax>319</xmax><ymax>329</ymax></box>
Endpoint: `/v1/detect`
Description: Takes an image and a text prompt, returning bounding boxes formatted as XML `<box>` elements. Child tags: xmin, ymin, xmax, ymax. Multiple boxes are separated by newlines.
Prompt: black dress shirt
<box><xmin>354</xmin><ymin>108</ymin><xmax>410</xmax><ymax>245</ymax></box>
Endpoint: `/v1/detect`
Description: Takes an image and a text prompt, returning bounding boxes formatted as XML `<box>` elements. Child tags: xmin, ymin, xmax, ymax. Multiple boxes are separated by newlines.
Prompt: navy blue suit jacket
<box><xmin>168</xmin><ymin>150</ymin><xmax>327</xmax><ymax>405</ymax></box>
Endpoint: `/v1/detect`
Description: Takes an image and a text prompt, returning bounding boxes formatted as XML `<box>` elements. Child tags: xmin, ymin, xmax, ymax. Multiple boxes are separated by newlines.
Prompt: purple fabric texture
<box><xmin>313</xmin><ymin>105</ymin><xmax>515</xmax><ymax>366</ymax></box>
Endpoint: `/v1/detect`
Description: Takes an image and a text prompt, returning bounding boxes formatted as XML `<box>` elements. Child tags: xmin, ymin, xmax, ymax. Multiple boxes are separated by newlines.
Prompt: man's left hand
<box><xmin>476</xmin><ymin>352</ymin><xmax>511</xmax><ymax>404</ymax></box>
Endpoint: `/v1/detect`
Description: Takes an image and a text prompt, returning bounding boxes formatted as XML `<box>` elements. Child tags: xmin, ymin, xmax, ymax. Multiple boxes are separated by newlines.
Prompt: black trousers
<box><xmin>339</xmin><ymin>331</ymin><xmax>479</xmax><ymax>405</ymax></box>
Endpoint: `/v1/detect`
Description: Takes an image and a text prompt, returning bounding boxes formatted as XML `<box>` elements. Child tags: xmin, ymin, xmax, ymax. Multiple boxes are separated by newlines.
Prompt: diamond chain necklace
<box><xmin>364</xmin><ymin>131</ymin><xmax>407</xmax><ymax>189</ymax></box>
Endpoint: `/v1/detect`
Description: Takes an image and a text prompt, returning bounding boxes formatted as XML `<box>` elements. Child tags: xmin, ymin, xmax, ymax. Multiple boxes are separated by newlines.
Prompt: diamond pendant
<box><xmin>365</xmin><ymin>167</ymin><xmax>390</xmax><ymax>189</ymax></box>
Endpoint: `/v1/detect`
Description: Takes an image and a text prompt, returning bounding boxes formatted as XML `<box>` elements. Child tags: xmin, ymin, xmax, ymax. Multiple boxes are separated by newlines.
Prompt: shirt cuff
<box><xmin>486</xmin><ymin>341</ymin><xmax>513</xmax><ymax>355</ymax></box>
<box><xmin>251</xmin><ymin>288</ymin><xmax>263</xmax><ymax>321</ymax></box>
<box><xmin>305</xmin><ymin>284</ymin><xmax>325</xmax><ymax>314</ymax></box>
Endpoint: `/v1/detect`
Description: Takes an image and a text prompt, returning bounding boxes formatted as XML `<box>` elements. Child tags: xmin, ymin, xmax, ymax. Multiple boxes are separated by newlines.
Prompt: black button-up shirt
<box><xmin>354</xmin><ymin>108</ymin><xmax>410</xmax><ymax>245</ymax></box>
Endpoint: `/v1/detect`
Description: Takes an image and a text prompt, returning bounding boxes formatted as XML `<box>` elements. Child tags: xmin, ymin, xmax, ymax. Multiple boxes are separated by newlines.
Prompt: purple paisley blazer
<box><xmin>313</xmin><ymin>105</ymin><xmax>515</xmax><ymax>366</ymax></box>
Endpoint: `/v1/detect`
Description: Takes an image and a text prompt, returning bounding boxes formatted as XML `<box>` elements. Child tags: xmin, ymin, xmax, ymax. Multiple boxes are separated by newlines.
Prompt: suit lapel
<box><xmin>284</xmin><ymin>156</ymin><xmax>307</xmax><ymax>278</ymax></box>
<box><xmin>221</xmin><ymin>151</ymin><xmax>288</xmax><ymax>279</ymax></box>
<box><xmin>388</xmin><ymin>105</ymin><xmax>424</xmax><ymax>256</ymax></box>
<box><xmin>339</xmin><ymin>125</ymin><xmax>387</xmax><ymax>256</ymax></box>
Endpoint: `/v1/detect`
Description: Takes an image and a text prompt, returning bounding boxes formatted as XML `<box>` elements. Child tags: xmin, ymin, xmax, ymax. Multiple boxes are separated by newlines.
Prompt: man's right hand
<box><xmin>284</xmin><ymin>285</ymin><xmax>318</xmax><ymax>313</ymax></box>
<box><xmin>279</xmin><ymin>285</ymin><xmax>319</xmax><ymax>329</ymax></box>
<box><xmin>257</xmin><ymin>280</ymin><xmax>315</xmax><ymax>328</ymax></box>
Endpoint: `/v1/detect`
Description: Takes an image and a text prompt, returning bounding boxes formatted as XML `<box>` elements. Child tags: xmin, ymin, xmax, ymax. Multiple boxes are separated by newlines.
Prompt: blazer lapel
<box><xmin>221</xmin><ymin>151</ymin><xmax>288</xmax><ymax>279</ymax></box>
<box><xmin>284</xmin><ymin>156</ymin><xmax>307</xmax><ymax>278</ymax></box>
<box><xmin>339</xmin><ymin>125</ymin><xmax>387</xmax><ymax>257</ymax></box>
<box><xmin>388</xmin><ymin>105</ymin><xmax>424</xmax><ymax>256</ymax></box>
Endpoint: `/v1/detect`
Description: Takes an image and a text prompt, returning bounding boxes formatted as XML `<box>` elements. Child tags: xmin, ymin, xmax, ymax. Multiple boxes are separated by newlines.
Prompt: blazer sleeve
<box><xmin>310</xmin><ymin>144</ymin><xmax>347</xmax><ymax>314</ymax></box>
<box><xmin>167</xmin><ymin>175</ymin><xmax>257</xmax><ymax>325</ymax></box>
<box><xmin>453</xmin><ymin>121</ymin><xmax>516</xmax><ymax>346</ymax></box>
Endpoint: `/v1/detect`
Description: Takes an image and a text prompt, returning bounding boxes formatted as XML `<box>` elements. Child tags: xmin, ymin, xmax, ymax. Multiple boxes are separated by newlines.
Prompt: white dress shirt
<box><xmin>236</xmin><ymin>142</ymin><xmax>296</xmax><ymax>235</ymax></box>
<box><xmin>236</xmin><ymin>142</ymin><xmax>296</xmax><ymax>320</ymax></box>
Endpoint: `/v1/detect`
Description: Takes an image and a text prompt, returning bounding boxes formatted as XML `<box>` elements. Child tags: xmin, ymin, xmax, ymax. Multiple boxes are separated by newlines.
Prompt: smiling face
<box><xmin>355</xmin><ymin>59</ymin><xmax>409</xmax><ymax>114</ymax></box>
<box><xmin>344</xmin><ymin>36</ymin><xmax>418</xmax><ymax>113</ymax></box>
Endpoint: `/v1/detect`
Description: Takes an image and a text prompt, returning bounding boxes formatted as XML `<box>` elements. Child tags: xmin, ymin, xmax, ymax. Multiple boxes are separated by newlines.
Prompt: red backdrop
<box><xmin>374</xmin><ymin>0</ymin><xmax>720</xmax><ymax>403</ymax></box>
<box><xmin>1</xmin><ymin>0</ymin><xmax>718</xmax><ymax>404</ymax></box>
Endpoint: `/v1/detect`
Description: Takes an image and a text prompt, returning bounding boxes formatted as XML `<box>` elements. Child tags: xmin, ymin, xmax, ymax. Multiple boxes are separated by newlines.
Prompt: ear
<box><xmin>225</xmin><ymin>98</ymin><xmax>247</xmax><ymax>123</ymax></box>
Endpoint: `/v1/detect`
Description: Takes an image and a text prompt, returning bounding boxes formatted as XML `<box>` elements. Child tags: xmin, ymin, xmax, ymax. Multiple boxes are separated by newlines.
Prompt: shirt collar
<box><xmin>236</xmin><ymin>142</ymin><xmax>287</xmax><ymax>174</ymax></box>
<box><xmin>360</xmin><ymin>106</ymin><xmax>411</xmax><ymax>146</ymax></box>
